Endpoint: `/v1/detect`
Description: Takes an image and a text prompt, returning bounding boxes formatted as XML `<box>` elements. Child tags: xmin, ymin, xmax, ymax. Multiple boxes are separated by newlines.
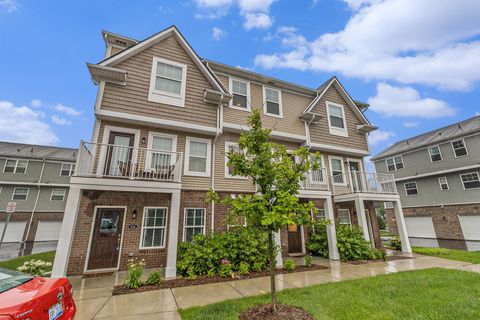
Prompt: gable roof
<box><xmin>0</xmin><ymin>141</ymin><xmax>77</xmax><ymax>162</ymax></box>
<box><xmin>372</xmin><ymin>115</ymin><xmax>480</xmax><ymax>161</ymax></box>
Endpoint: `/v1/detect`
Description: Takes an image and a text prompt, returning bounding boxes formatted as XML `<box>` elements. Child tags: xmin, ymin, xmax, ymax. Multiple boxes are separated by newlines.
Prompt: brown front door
<box><xmin>287</xmin><ymin>224</ymin><xmax>303</xmax><ymax>254</ymax></box>
<box><xmin>87</xmin><ymin>207</ymin><xmax>125</xmax><ymax>270</ymax></box>
<box><xmin>106</xmin><ymin>132</ymin><xmax>135</xmax><ymax>177</ymax></box>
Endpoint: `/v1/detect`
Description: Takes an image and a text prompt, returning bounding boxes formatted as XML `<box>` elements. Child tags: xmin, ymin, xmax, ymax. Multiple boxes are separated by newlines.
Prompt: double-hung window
<box><xmin>185</xmin><ymin>137</ymin><xmax>211</xmax><ymax>177</ymax></box>
<box><xmin>184</xmin><ymin>208</ymin><xmax>205</xmax><ymax>242</ymax></box>
<box><xmin>50</xmin><ymin>189</ymin><xmax>66</xmax><ymax>201</ymax></box>
<box><xmin>3</xmin><ymin>159</ymin><xmax>28</xmax><ymax>174</ymax></box>
<box><xmin>141</xmin><ymin>207</ymin><xmax>167</xmax><ymax>248</ymax></box>
<box><xmin>330</xmin><ymin>157</ymin><xmax>345</xmax><ymax>185</ymax></box>
<box><xmin>326</xmin><ymin>102</ymin><xmax>348</xmax><ymax>137</ymax></box>
<box><xmin>452</xmin><ymin>139</ymin><xmax>468</xmax><ymax>157</ymax></box>
<box><xmin>338</xmin><ymin>209</ymin><xmax>351</xmax><ymax>225</ymax></box>
<box><xmin>148</xmin><ymin>57</ymin><xmax>187</xmax><ymax>107</ymax></box>
<box><xmin>60</xmin><ymin>163</ymin><xmax>75</xmax><ymax>176</ymax></box>
<box><xmin>230</xmin><ymin>78</ymin><xmax>250</xmax><ymax>110</ymax></box>
<box><xmin>386</xmin><ymin>156</ymin><xmax>404</xmax><ymax>171</ymax></box>
<box><xmin>263</xmin><ymin>87</ymin><xmax>282</xmax><ymax>117</ymax></box>
<box><xmin>460</xmin><ymin>172</ymin><xmax>480</xmax><ymax>190</ymax></box>
<box><xmin>147</xmin><ymin>133</ymin><xmax>177</xmax><ymax>174</ymax></box>
<box><xmin>438</xmin><ymin>177</ymin><xmax>449</xmax><ymax>191</ymax></box>
<box><xmin>224</xmin><ymin>142</ymin><xmax>246</xmax><ymax>179</ymax></box>
<box><xmin>428</xmin><ymin>146</ymin><xmax>442</xmax><ymax>162</ymax></box>
<box><xmin>12</xmin><ymin>187</ymin><xmax>29</xmax><ymax>200</ymax></box>
<box><xmin>404</xmin><ymin>182</ymin><xmax>419</xmax><ymax>196</ymax></box>
<box><xmin>314</xmin><ymin>208</ymin><xmax>326</xmax><ymax>220</ymax></box>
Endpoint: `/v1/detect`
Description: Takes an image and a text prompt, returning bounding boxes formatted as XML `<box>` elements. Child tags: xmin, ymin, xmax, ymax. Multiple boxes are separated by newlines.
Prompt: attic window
<box><xmin>229</xmin><ymin>78</ymin><xmax>250</xmax><ymax>111</ymax></box>
<box><xmin>326</xmin><ymin>101</ymin><xmax>348</xmax><ymax>137</ymax></box>
<box><xmin>148</xmin><ymin>57</ymin><xmax>187</xmax><ymax>107</ymax></box>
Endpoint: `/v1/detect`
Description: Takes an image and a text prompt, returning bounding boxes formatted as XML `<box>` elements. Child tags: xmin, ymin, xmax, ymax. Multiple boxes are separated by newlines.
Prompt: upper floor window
<box><xmin>50</xmin><ymin>188</ymin><xmax>66</xmax><ymax>201</ymax></box>
<box><xmin>438</xmin><ymin>177</ymin><xmax>449</xmax><ymax>191</ymax></box>
<box><xmin>141</xmin><ymin>207</ymin><xmax>168</xmax><ymax>248</ymax></box>
<box><xmin>326</xmin><ymin>101</ymin><xmax>348</xmax><ymax>137</ymax></box>
<box><xmin>183</xmin><ymin>208</ymin><xmax>205</xmax><ymax>242</ymax></box>
<box><xmin>146</xmin><ymin>133</ymin><xmax>177</xmax><ymax>172</ymax></box>
<box><xmin>404</xmin><ymin>181</ymin><xmax>419</xmax><ymax>196</ymax></box>
<box><xmin>428</xmin><ymin>146</ymin><xmax>442</xmax><ymax>162</ymax></box>
<box><xmin>386</xmin><ymin>156</ymin><xmax>404</xmax><ymax>171</ymax></box>
<box><xmin>452</xmin><ymin>139</ymin><xmax>468</xmax><ymax>158</ymax></box>
<box><xmin>263</xmin><ymin>87</ymin><xmax>283</xmax><ymax>117</ymax></box>
<box><xmin>148</xmin><ymin>57</ymin><xmax>187</xmax><ymax>107</ymax></box>
<box><xmin>12</xmin><ymin>187</ymin><xmax>29</xmax><ymax>201</ymax></box>
<box><xmin>460</xmin><ymin>172</ymin><xmax>480</xmax><ymax>190</ymax></box>
<box><xmin>330</xmin><ymin>156</ymin><xmax>346</xmax><ymax>185</ymax></box>
<box><xmin>185</xmin><ymin>137</ymin><xmax>211</xmax><ymax>177</ymax></box>
<box><xmin>338</xmin><ymin>209</ymin><xmax>351</xmax><ymax>225</ymax></box>
<box><xmin>230</xmin><ymin>78</ymin><xmax>250</xmax><ymax>111</ymax></box>
<box><xmin>224</xmin><ymin>141</ymin><xmax>246</xmax><ymax>179</ymax></box>
<box><xmin>3</xmin><ymin>159</ymin><xmax>28</xmax><ymax>174</ymax></box>
<box><xmin>60</xmin><ymin>163</ymin><xmax>75</xmax><ymax>176</ymax></box>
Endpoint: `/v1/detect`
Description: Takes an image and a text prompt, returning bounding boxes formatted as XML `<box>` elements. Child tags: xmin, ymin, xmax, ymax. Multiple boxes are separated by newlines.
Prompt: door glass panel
<box><xmin>109</xmin><ymin>136</ymin><xmax>131</xmax><ymax>176</ymax></box>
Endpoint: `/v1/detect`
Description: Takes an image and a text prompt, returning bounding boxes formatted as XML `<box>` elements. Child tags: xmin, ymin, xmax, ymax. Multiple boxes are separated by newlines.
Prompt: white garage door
<box><xmin>458</xmin><ymin>215</ymin><xmax>480</xmax><ymax>251</ymax></box>
<box><xmin>0</xmin><ymin>221</ymin><xmax>26</xmax><ymax>243</ymax></box>
<box><xmin>405</xmin><ymin>216</ymin><xmax>439</xmax><ymax>248</ymax></box>
<box><xmin>35</xmin><ymin>221</ymin><xmax>62</xmax><ymax>242</ymax></box>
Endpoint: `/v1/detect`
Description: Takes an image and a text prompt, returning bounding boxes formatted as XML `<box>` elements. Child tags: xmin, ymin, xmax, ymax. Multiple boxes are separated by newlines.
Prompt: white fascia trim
<box><xmin>69</xmin><ymin>176</ymin><xmax>182</xmax><ymax>192</ymax></box>
<box><xmin>223</xmin><ymin>122</ymin><xmax>307</xmax><ymax>143</ymax></box>
<box><xmin>334</xmin><ymin>193</ymin><xmax>400</xmax><ymax>202</ymax></box>
<box><xmin>400</xmin><ymin>201</ymin><xmax>480</xmax><ymax>209</ymax></box>
<box><xmin>303</xmin><ymin>78</ymin><xmax>336</xmax><ymax>113</ymax></box>
<box><xmin>394</xmin><ymin>164</ymin><xmax>480</xmax><ymax>182</ymax></box>
<box><xmin>298</xmin><ymin>190</ymin><xmax>332</xmax><ymax>198</ymax></box>
<box><xmin>310</xmin><ymin>142</ymin><xmax>369</xmax><ymax>156</ymax></box>
<box><xmin>96</xmin><ymin>109</ymin><xmax>218</xmax><ymax>135</ymax></box>
<box><xmin>0</xmin><ymin>181</ymin><xmax>70</xmax><ymax>187</ymax></box>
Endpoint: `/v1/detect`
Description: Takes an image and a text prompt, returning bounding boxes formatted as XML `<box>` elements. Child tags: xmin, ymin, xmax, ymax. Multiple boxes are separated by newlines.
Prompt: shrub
<box><xmin>388</xmin><ymin>236</ymin><xmax>402</xmax><ymax>250</ymax></box>
<box><xmin>306</xmin><ymin>219</ymin><xmax>330</xmax><ymax>258</ymax></box>
<box><xmin>374</xmin><ymin>248</ymin><xmax>387</xmax><ymax>261</ymax></box>
<box><xmin>238</xmin><ymin>262</ymin><xmax>250</xmax><ymax>276</ymax></box>
<box><xmin>17</xmin><ymin>259</ymin><xmax>52</xmax><ymax>276</ymax></box>
<box><xmin>124</xmin><ymin>258</ymin><xmax>145</xmax><ymax>289</ymax></box>
<box><xmin>284</xmin><ymin>258</ymin><xmax>296</xmax><ymax>272</ymax></box>
<box><xmin>176</xmin><ymin>227</ymin><xmax>269</xmax><ymax>277</ymax></box>
<box><xmin>304</xmin><ymin>254</ymin><xmax>313</xmax><ymax>268</ymax></box>
<box><xmin>219</xmin><ymin>259</ymin><xmax>234</xmax><ymax>278</ymax></box>
<box><xmin>145</xmin><ymin>270</ymin><xmax>162</xmax><ymax>285</ymax></box>
<box><xmin>251</xmin><ymin>261</ymin><xmax>264</xmax><ymax>272</ymax></box>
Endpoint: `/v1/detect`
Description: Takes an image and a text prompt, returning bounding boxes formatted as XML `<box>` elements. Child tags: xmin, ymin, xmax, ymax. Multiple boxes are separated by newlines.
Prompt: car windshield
<box><xmin>0</xmin><ymin>267</ymin><xmax>34</xmax><ymax>293</ymax></box>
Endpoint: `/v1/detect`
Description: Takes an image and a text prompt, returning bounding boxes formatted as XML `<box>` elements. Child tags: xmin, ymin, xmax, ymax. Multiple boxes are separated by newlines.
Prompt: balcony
<box><xmin>300</xmin><ymin>168</ymin><xmax>330</xmax><ymax>191</ymax></box>
<box><xmin>332</xmin><ymin>171</ymin><xmax>397</xmax><ymax>195</ymax></box>
<box><xmin>75</xmin><ymin>141</ymin><xmax>183</xmax><ymax>183</ymax></box>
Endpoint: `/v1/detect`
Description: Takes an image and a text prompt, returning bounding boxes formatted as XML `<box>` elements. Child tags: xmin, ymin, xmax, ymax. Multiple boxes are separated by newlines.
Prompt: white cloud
<box><xmin>0</xmin><ymin>101</ymin><xmax>58</xmax><ymax>145</ymax></box>
<box><xmin>254</xmin><ymin>0</ymin><xmax>480</xmax><ymax>90</ymax></box>
<box><xmin>51</xmin><ymin>115</ymin><xmax>71</xmax><ymax>126</ymax></box>
<box><xmin>243</xmin><ymin>12</ymin><xmax>273</xmax><ymax>30</ymax></box>
<box><xmin>53</xmin><ymin>103</ymin><xmax>82</xmax><ymax>116</ymax></box>
<box><xmin>368</xmin><ymin>83</ymin><xmax>456</xmax><ymax>118</ymax></box>
<box><xmin>0</xmin><ymin>0</ymin><xmax>18</xmax><ymax>13</ymax></box>
<box><xmin>368</xmin><ymin>130</ymin><xmax>395</xmax><ymax>146</ymax></box>
<box><xmin>476</xmin><ymin>112</ymin><xmax>480</xmax><ymax>116</ymax></box>
<box><xmin>212</xmin><ymin>27</ymin><xmax>227</xmax><ymax>40</ymax></box>
<box><xmin>403</xmin><ymin>121</ymin><xmax>419</xmax><ymax>128</ymax></box>
<box><xmin>30</xmin><ymin>99</ymin><xmax>42</xmax><ymax>108</ymax></box>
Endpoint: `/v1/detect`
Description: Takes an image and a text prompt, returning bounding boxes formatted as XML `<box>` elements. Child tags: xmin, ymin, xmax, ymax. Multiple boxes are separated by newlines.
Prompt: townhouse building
<box><xmin>373</xmin><ymin>116</ymin><xmax>480</xmax><ymax>251</ymax></box>
<box><xmin>52</xmin><ymin>26</ymin><xmax>412</xmax><ymax>277</ymax></box>
<box><xmin>0</xmin><ymin>142</ymin><xmax>77</xmax><ymax>254</ymax></box>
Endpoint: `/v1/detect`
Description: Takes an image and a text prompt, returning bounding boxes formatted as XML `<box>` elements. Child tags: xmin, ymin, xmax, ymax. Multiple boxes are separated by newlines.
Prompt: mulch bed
<box><xmin>346</xmin><ymin>255</ymin><xmax>413</xmax><ymax>265</ymax></box>
<box><xmin>113</xmin><ymin>264</ymin><xmax>328</xmax><ymax>295</ymax></box>
<box><xmin>239</xmin><ymin>304</ymin><xmax>314</xmax><ymax>320</ymax></box>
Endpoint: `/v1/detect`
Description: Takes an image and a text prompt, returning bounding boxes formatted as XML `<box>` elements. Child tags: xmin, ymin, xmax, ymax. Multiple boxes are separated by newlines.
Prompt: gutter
<box><xmin>23</xmin><ymin>158</ymin><xmax>46</xmax><ymax>249</ymax></box>
<box><xmin>211</xmin><ymin>94</ymin><xmax>224</xmax><ymax>233</ymax></box>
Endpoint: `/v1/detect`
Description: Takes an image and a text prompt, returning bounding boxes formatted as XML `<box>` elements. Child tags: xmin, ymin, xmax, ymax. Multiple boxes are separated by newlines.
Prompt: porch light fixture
<box><xmin>141</xmin><ymin>137</ymin><xmax>146</xmax><ymax>145</ymax></box>
<box><xmin>132</xmin><ymin>209</ymin><xmax>137</xmax><ymax>220</ymax></box>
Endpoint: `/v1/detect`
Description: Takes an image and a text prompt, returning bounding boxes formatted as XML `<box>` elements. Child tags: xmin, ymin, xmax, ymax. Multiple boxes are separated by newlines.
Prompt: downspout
<box><xmin>23</xmin><ymin>158</ymin><xmax>46</xmax><ymax>249</ymax></box>
<box><xmin>211</xmin><ymin>94</ymin><xmax>224</xmax><ymax>233</ymax></box>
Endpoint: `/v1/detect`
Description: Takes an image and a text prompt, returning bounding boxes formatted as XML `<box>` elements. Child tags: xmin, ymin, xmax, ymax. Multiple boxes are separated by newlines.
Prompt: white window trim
<box><xmin>428</xmin><ymin>145</ymin><xmax>443</xmax><ymax>163</ymax></box>
<box><xmin>224</xmin><ymin>141</ymin><xmax>247</xmax><ymax>179</ymax></box>
<box><xmin>145</xmin><ymin>131</ymin><xmax>178</xmax><ymax>170</ymax></box>
<box><xmin>139</xmin><ymin>207</ymin><xmax>168</xmax><ymax>249</ymax></box>
<box><xmin>326</xmin><ymin>101</ymin><xmax>348</xmax><ymax>137</ymax></box>
<box><xmin>460</xmin><ymin>172</ymin><xmax>480</xmax><ymax>190</ymax></box>
<box><xmin>50</xmin><ymin>188</ymin><xmax>66</xmax><ymax>201</ymax></box>
<box><xmin>404</xmin><ymin>181</ymin><xmax>419</xmax><ymax>196</ymax></box>
<box><xmin>60</xmin><ymin>163</ymin><xmax>75</xmax><ymax>176</ymax></box>
<box><xmin>385</xmin><ymin>155</ymin><xmax>404</xmax><ymax>172</ymax></box>
<box><xmin>3</xmin><ymin>159</ymin><xmax>28</xmax><ymax>174</ymax></box>
<box><xmin>438</xmin><ymin>176</ymin><xmax>449</xmax><ymax>191</ymax></box>
<box><xmin>337</xmin><ymin>209</ymin><xmax>351</xmax><ymax>225</ymax></box>
<box><xmin>329</xmin><ymin>156</ymin><xmax>347</xmax><ymax>186</ymax></box>
<box><xmin>229</xmin><ymin>77</ymin><xmax>251</xmax><ymax>112</ymax></box>
<box><xmin>183</xmin><ymin>208</ymin><xmax>206</xmax><ymax>242</ymax></box>
<box><xmin>12</xmin><ymin>187</ymin><xmax>29</xmax><ymax>201</ymax></box>
<box><xmin>148</xmin><ymin>57</ymin><xmax>187</xmax><ymax>107</ymax></box>
<box><xmin>184</xmin><ymin>136</ymin><xmax>212</xmax><ymax>177</ymax></box>
<box><xmin>262</xmin><ymin>86</ymin><xmax>283</xmax><ymax>118</ymax></box>
<box><xmin>451</xmin><ymin>139</ymin><xmax>469</xmax><ymax>158</ymax></box>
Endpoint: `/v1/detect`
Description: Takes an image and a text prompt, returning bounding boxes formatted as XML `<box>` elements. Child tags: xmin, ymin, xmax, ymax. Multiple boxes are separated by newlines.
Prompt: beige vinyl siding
<box><xmin>101</xmin><ymin>35</ymin><xmax>218</xmax><ymax>128</ymax></box>
<box><xmin>110</xmin><ymin>46</ymin><xmax>124</xmax><ymax>56</ymax></box>
<box><xmin>309</xmin><ymin>86</ymin><xmax>368</xmax><ymax>151</ymax></box>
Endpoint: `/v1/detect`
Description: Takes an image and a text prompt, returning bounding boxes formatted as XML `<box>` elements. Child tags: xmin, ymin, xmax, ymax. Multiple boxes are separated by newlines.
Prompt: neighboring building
<box><xmin>372</xmin><ymin>116</ymin><xmax>480</xmax><ymax>251</ymax></box>
<box><xmin>52</xmin><ymin>26</ymin><xmax>412</xmax><ymax>277</ymax></box>
<box><xmin>0</xmin><ymin>142</ymin><xmax>77</xmax><ymax>253</ymax></box>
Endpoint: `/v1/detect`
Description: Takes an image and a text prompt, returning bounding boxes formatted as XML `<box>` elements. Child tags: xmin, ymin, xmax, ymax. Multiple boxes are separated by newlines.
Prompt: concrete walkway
<box><xmin>70</xmin><ymin>255</ymin><xmax>480</xmax><ymax>320</ymax></box>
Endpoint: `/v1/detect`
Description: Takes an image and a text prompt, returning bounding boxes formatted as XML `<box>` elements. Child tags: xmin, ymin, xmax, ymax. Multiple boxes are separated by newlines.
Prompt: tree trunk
<box><xmin>268</xmin><ymin>231</ymin><xmax>277</xmax><ymax>313</ymax></box>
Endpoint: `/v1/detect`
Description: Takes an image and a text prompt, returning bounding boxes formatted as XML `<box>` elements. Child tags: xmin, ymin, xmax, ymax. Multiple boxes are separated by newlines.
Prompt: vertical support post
<box><xmin>325</xmin><ymin>197</ymin><xmax>340</xmax><ymax>260</ymax></box>
<box><xmin>52</xmin><ymin>187</ymin><xmax>82</xmax><ymax>277</ymax></box>
<box><xmin>274</xmin><ymin>231</ymin><xmax>283</xmax><ymax>267</ymax></box>
<box><xmin>355</xmin><ymin>198</ymin><xmax>370</xmax><ymax>242</ymax></box>
<box><xmin>393</xmin><ymin>200</ymin><xmax>412</xmax><ymax>253</ymax></box>
<box><xmin>165</xmin><ymin>190</ymin><xmax>181</xmax><ymax>278</ymax></box>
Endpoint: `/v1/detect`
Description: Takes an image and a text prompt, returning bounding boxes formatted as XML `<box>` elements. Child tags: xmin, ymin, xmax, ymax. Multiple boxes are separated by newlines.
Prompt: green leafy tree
<box><xmin>208</xmin><ymin>108</ymin><xmax>319</xmax><ymax>313</ymax></box>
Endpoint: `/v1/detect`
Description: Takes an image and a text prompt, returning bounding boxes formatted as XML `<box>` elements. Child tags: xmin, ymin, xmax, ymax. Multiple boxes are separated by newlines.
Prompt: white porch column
<box><xmin>274</xmin><ymin>231</ymin><xmax>283</xmax><ymax>267</ymax></box>
<box><xmin>52</xmin><ymin>187</ymin><xmax>81</xmax><ymax>277</ymax></box>
<box><xmin>165</xmin><ymin>190</ymin><xmax>181</xmax><ymax>278</ymax></box>
<box><xmin>393</xmin><ymin>200</ymin><xmax>412</xmax><ymax>253</ymax></box>
<box><xmin>325</xmin><ymin>197</ymin><xmax>340</xmax><ymax>260</ymax></box>
<box><xmin>354</xmin><ymin>198</ymin><xmax>370</xmax><ymax>242</ymax></box>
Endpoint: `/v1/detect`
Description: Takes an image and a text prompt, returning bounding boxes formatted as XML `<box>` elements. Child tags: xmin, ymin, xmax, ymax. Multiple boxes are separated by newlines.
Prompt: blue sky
<box><xmin>0</xmin><ymin>0</ymin><xmax>479</xmax><ymax>164</ymax></box>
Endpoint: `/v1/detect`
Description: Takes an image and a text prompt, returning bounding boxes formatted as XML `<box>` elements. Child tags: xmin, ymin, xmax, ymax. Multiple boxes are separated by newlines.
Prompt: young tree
<box><xmin>209</xmin><ymin>108</ymin><xmax>320</xmax><ymax>313</ymax></box>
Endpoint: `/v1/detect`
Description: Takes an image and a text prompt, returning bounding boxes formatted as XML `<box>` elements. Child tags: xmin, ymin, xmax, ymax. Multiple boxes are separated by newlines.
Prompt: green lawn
<box><xmin>413</xmin><ymin>247</ymin><xmax>480</xmax><ymax>264</ymax></box>
<box><xmin>0</xmin><ymin>251</ymin><xmax>56</xmax><ymax>271</ymax></box>
<box><xmin>179</xmin><ymin>269</ymin><xmax>480</xmax><ymax>320</ymax></box>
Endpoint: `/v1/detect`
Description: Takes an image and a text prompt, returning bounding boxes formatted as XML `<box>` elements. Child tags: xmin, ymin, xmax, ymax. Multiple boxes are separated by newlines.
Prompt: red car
<box><xmin>0</xmin><ymin>267</ymin><xmax>76</xmax><ymax>320</ymax></box>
